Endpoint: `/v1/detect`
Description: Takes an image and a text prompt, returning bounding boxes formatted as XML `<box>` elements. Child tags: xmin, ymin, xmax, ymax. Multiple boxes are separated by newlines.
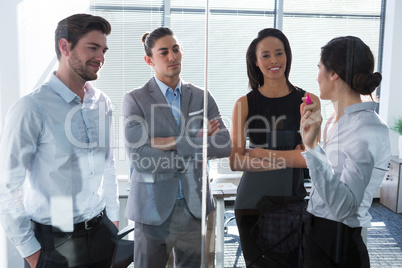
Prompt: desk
<box><xmin>380</xmin><ymin>157</ymin><xmax>402</xmax><ymax>213</ymax></box>
<box><xmin>211</xmin><ymin>183</ymin><xmax>237</xmax><ymax>267</ymax></box>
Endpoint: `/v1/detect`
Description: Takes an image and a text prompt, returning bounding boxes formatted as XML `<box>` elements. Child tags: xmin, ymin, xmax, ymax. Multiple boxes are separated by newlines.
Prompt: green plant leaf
<box><xmin>390</xmin><ymin>116</ymin><xmax>402</xmax><ymax>135</ymax></box>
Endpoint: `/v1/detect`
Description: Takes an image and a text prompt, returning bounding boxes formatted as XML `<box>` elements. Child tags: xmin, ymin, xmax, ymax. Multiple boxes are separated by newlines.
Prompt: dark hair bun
<box><xmin>142</xmin><ymin>32</ymin><xmax>149</xmax><ymax>44</ymax></box>
<box><xmin>352</xmin><ymin>72</ymin><xmax>382</xmax><ymax>95</ymax></box>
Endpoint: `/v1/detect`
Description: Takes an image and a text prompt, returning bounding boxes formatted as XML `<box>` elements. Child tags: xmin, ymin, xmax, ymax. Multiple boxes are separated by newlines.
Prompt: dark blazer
<box><xmin>122</xmin><ymin>77</ymin><xmax>231</xmax><ymax>225</ymax></box>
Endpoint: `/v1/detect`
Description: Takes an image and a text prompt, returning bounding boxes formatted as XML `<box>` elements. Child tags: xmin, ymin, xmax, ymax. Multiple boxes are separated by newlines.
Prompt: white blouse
<box><xmin>302</xmin><ymin>102</ymin><xmax>391</xmax><ymax>228</ymax></box>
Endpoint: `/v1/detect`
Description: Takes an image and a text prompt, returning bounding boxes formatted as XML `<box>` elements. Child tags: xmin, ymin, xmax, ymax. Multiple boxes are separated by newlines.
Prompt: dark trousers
<box><xmin>133</xmin><ymin>199</ymin><xmax>202</xmax><ymax>268</ymax></box>
<box><xmin>303</xmin><ymin>213</ymin><xmax>370</xmax><ymax>268</ymax></box>
<box><xmin>235</xmin><ymin>209</ymin><xmax>300</xmax><ymax>268</ymax></box>
<box><xmin>25</xmin><ymin>213</ymin><xmax>118</xmax><ymax>268</ymax></box>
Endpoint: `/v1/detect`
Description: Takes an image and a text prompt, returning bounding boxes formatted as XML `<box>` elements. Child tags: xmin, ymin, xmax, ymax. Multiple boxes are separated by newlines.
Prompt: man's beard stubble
<box><xmin>68</xmin><ymin>51</ymin><xmax>99</xmax><ymax>82</ymax></box>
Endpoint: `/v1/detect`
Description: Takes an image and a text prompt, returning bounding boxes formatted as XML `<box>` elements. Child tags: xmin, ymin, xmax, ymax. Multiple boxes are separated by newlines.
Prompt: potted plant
<box><xmin>390</xmin><ymin>116</ymin><xmax>402</xmax><ymax>159</ymax></box>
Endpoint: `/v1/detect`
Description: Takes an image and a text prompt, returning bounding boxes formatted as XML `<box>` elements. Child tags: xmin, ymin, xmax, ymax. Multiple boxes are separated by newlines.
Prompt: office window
<box><xmin>89</xmin><ymin>1</ymin><xmax>164</xmax><ymax>172</ymax></box>
<box><xmin>89</xmin><ymin>0</ymin><xmax>384</xmax><ymax>174</ymax></box>
<box><xmin>170</xmin><ymin>0</ymin><xmax>275</xmax><ymax>124</ymax></box>
<box><xmin>283</xmin><ymin>0</ymin><xmax>383</xmax><ymax>122</ymax></box>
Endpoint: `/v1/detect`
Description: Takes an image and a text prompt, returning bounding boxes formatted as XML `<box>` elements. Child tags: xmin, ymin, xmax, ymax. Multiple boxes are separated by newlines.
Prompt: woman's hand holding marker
<box><xmin>300</xmin><ymin>92</ymin><xmax>322</xmax><ymax>150</ymax></box>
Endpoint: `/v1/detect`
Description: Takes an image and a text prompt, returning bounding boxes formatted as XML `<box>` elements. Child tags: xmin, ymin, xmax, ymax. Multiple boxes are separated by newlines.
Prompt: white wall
<box><xmin>0</xmin><ymin>0</ymin><xmax>21</xmax><ymax>141</ymax></box>
<box><xmin>0</xmin><ymin>1</ymin><xmax>89</xmax><ymax>266</ymax></box>
<box><xmin>0</xmin><ymin>1</ymin><xmax>24</xmax><ymax>266</ymax></box>
<box><xmin>379</xmin><ymin>0</ymin><xmax>402</xmax><ymax>156</ymax></box>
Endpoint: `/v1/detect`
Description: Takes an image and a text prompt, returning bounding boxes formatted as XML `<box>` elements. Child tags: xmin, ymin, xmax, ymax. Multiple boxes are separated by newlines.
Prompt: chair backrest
<box><xmin>113</xmin><ymin>223</ymin><xmax>134</xmax><ymax>268</ymax></box>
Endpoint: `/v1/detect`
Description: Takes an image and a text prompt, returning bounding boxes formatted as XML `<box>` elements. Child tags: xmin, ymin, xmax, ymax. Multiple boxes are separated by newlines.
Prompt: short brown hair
<box><xmin>55</xmin><ymin>13</ymin><xmax>111</xmax><ymax>60</ymax></box>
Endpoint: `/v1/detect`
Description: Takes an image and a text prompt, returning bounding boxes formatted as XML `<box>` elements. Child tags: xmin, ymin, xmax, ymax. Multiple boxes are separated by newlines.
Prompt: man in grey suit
<box><xmin>122</xmin><ymin>27</ymin><xmax>231</xmax><ymax>267</ymax></box>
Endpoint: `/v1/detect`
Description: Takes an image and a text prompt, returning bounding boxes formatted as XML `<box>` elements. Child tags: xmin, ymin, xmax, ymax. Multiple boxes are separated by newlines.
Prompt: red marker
<box><xmin>306</xmin><ymin>93</ymin><xmax>312</xmax><ymax>105</ymax></box>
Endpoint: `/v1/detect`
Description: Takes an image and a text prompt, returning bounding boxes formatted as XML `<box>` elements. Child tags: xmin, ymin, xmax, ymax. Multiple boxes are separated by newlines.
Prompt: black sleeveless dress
<box><xmin>235</xmin><ymin>87</ymin><xmax>307</xmax><ymax>209</ymax></box>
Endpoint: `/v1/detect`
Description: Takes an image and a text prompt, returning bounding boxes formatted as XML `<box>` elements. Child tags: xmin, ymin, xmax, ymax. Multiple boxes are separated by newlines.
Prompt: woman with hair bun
<box><xmin>300</xmin><ymin>36</ymin><xmax>392</xmax><ymax>267</ymax></box>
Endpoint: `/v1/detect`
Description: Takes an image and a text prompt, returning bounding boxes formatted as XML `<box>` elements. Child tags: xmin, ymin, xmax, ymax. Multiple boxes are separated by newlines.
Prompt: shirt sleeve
<box><xmin>101</xmin><ymin>98</ymin><xmax>120</xmax><ymax>222</ymax></box>
<box><xmin>302</xmin><ymin>139</ymin><xmax>374</xmax><ymax>221</ymax></box>
<box><xmin>0</xmin><ymin>97</ymin><xmax>42</xmax><ymax>257</ymax></box>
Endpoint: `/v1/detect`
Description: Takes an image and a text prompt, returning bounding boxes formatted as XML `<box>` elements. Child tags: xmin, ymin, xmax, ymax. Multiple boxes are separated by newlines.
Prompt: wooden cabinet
<box><xmin>380</xmin><ymin>157</ymin><xmax>402</xmax><ymax>213</ymax></box>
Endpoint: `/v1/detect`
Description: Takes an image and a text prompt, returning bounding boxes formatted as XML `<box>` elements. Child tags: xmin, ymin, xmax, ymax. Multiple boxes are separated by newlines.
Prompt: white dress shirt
<box><xmin>302</xmin><ymin>102</ymin><xmax>391</xmax><ymax>228</ymax></box>
<box><xmin>0</xmin><ymin>73</ymin><xmax>119</xmax><ymax>257</ymax></box>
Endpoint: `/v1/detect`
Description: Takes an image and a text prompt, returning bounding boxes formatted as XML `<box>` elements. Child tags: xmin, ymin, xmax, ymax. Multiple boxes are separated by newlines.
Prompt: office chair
<box><xmin>224</xmin><ymin>210</ymin><xmax>236</xmax><ymax>234</ymax></box>
<box><xmin>113</xmin><ymin>223</ymin><xmax>134</xmax><ymax>268</ymax></box>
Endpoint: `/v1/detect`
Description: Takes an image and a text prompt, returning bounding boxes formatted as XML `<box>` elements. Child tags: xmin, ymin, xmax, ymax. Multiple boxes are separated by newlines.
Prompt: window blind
<box><xmin>283</xmin><ymin>0</ymin><xmax>382</xmax><ymax>123</ymax></box>
<box><xmin>90</xmin><ymin>0</ymin><xmax>163</xmax><ymax>172</ymax></box>
<box><xmin>89</xmin><ymin>0</ymin><xmax>384</xmax><ymax>174</ymax></box>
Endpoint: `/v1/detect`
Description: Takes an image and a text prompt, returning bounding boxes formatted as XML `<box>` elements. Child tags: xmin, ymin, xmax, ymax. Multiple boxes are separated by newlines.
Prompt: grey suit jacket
<box><xmin>122</xmin><ymin>77</ymin><xmax>231</xmax><ymax>225</ymax></box>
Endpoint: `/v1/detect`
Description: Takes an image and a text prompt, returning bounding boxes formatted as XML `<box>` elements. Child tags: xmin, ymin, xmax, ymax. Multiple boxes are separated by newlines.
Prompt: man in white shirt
<box><xmin>0</xmin><ymin>14</ymin><xmax>119</xmax><ymax>267</ymax></box>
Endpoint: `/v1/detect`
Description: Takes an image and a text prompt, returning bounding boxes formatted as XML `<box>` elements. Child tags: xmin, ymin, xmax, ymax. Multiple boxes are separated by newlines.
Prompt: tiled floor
<box><xmin>223</xmin><ymin>199</ymin><xmax>402</xmax><ymax>268</ymax></box>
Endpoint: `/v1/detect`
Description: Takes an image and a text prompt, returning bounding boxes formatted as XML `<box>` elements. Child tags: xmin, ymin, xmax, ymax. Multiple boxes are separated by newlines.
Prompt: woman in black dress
<box><xmin>229</xmin><ymin>28</ymin><xmax>320</xmax><ymax>267</ymax></box>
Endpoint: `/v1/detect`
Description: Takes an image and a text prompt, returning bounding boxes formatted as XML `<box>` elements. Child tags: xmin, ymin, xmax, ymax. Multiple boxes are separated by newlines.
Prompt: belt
<box><xmin>32</xmin><ymin>209</ymin><xmax>106</xmax><ymax>233</ymax></box>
